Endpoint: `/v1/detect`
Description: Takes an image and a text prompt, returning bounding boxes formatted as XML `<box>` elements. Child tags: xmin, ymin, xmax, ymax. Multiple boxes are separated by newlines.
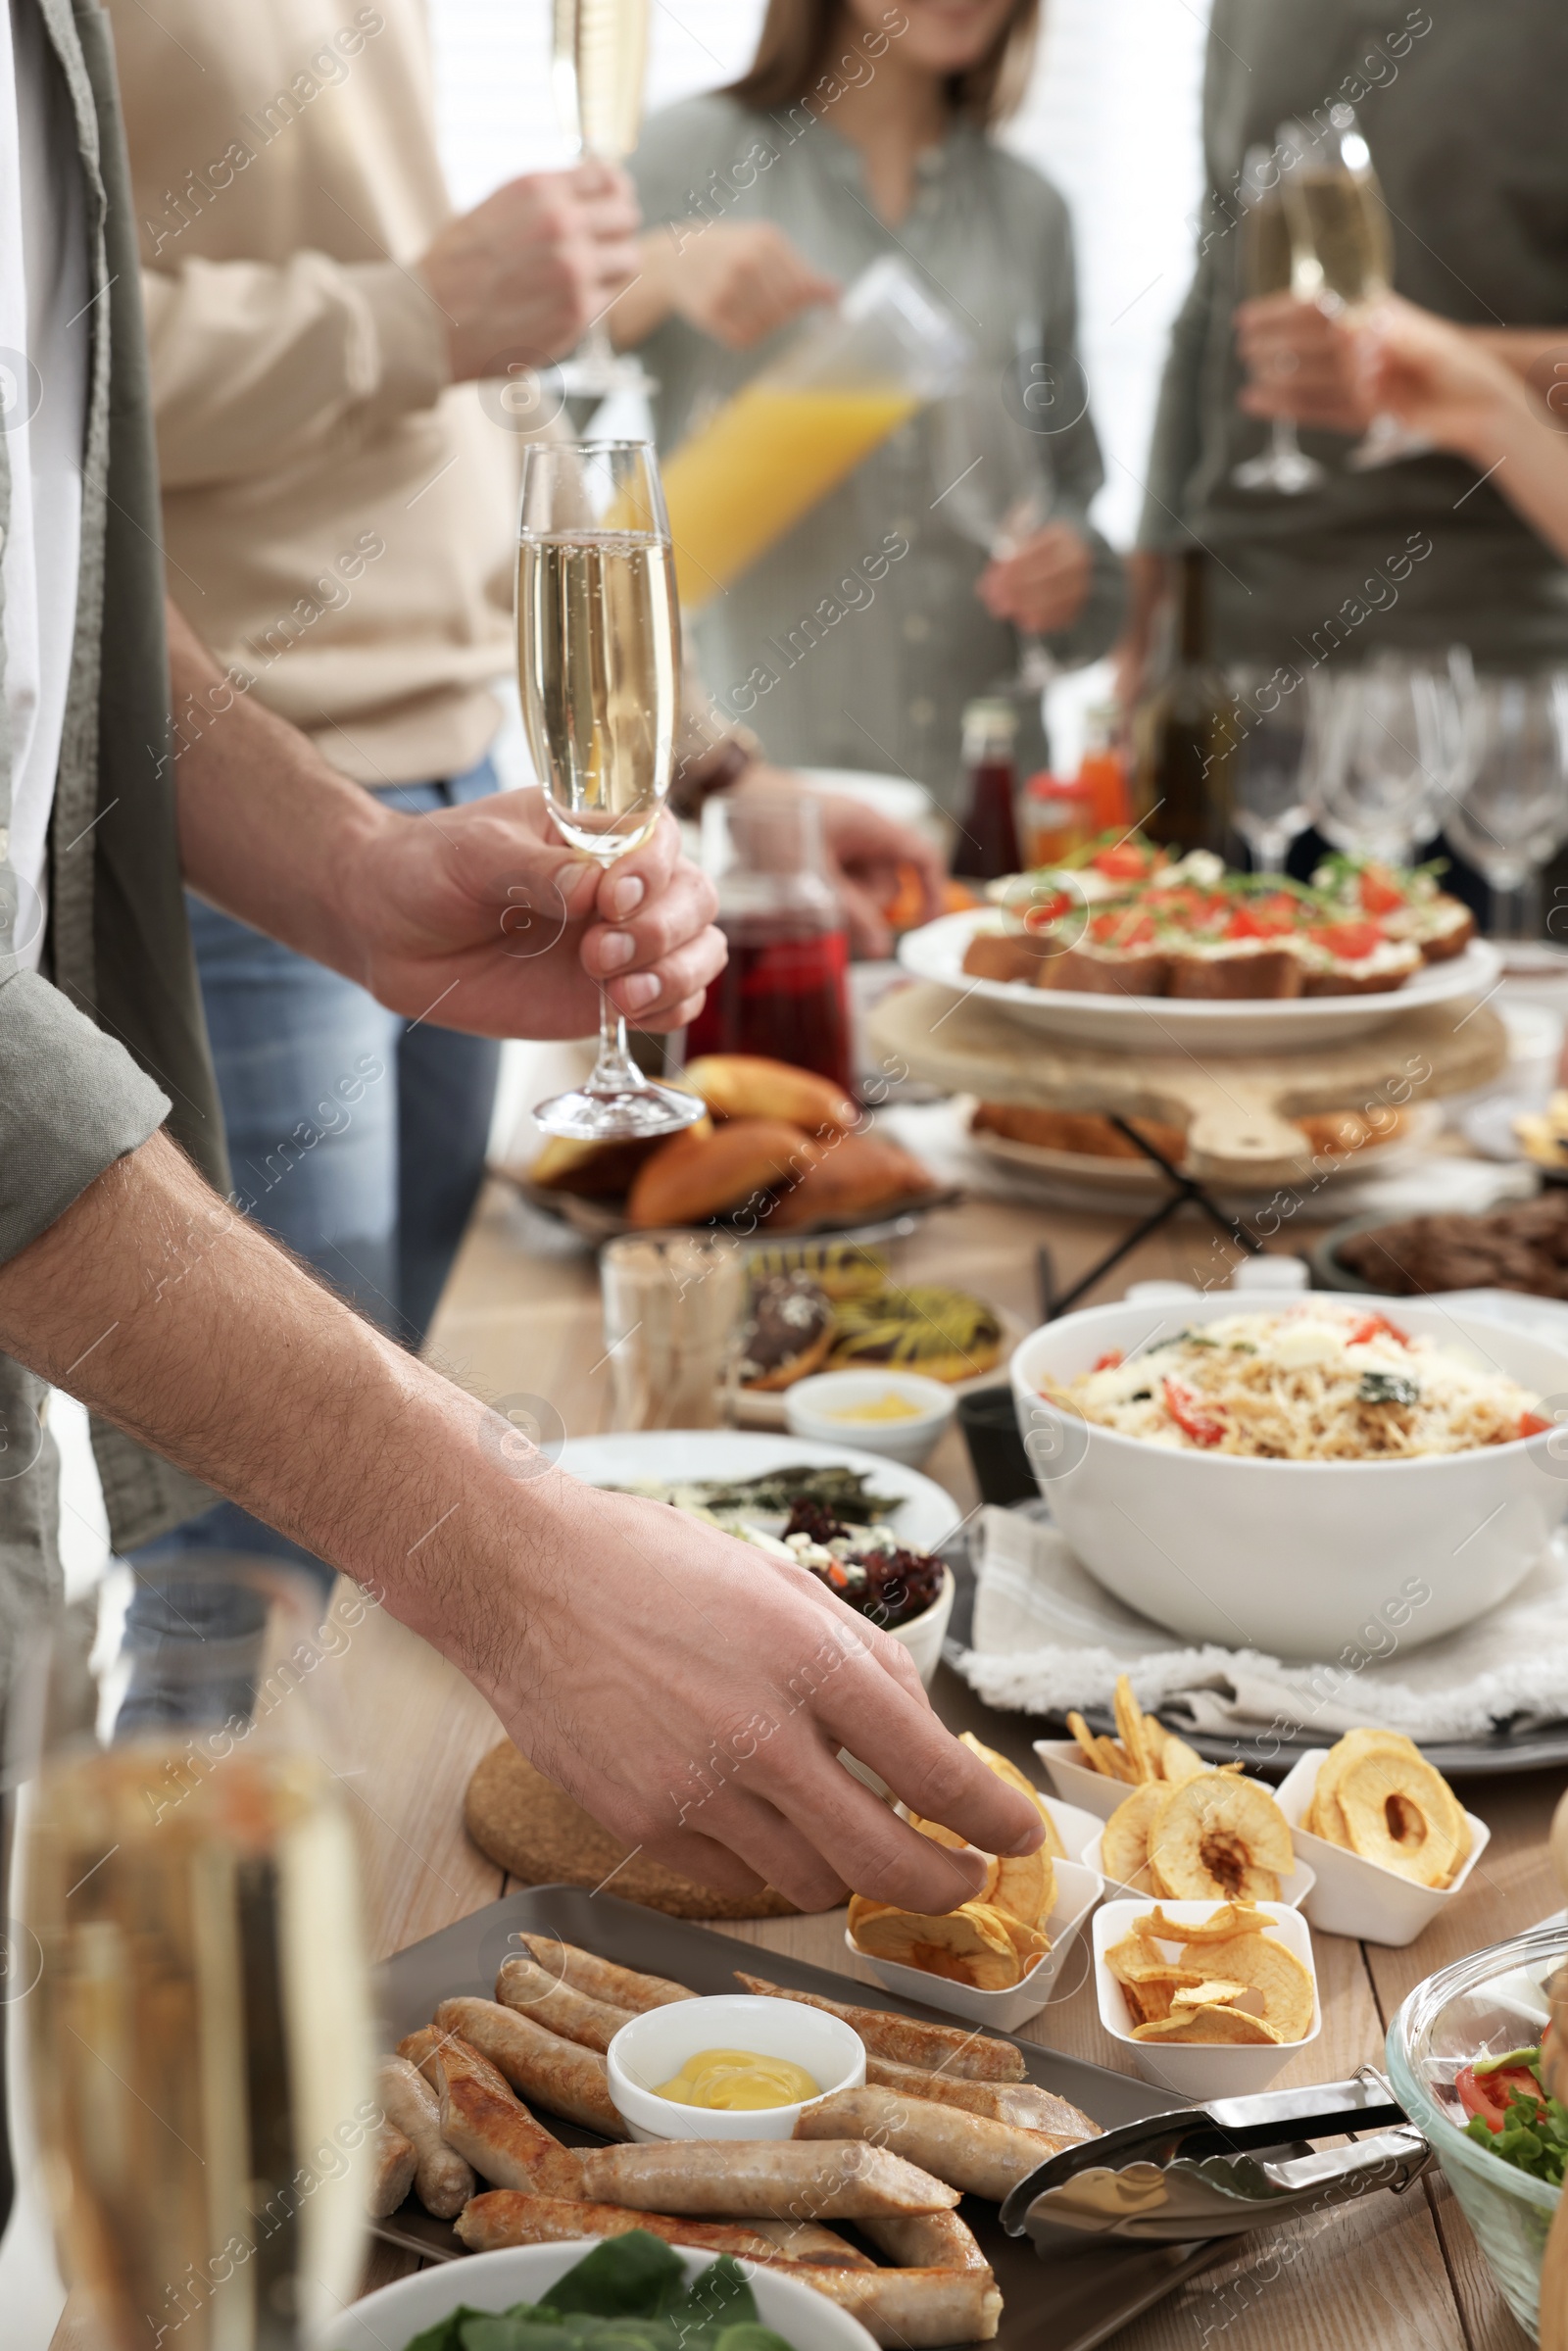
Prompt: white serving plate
<box><xmin>1092</xmin><ymin>1898</ymin><xmax>1321</xmax><ymax>2098</ymax></box>
<box><xmin>847</xmin><ymin>1854</ymin><xmax>1104</xmax><ymax>2033</ymax></box>
<box><xmin>1010</xmin><ymin>1292</ymin><xmax>1568</xmax><ymax>1657</ymax></box>
<box><xmin>320</xmin><ymin>2240</ymin><xmax>876</xmax><ymax>2351</ymax></box>
<box><xmin>899</xmin><ymin>907</ymin><xmax>1500</xmax><ymax>1055</ymax></box>
<box><xmin>1081</xmin><ymin>1828</ymin><xmax>1316</xmax><ymax>1913</ymax></box>
<box><xmin>1275</xmin><ymin>1748</ymin><xmax>1492</xmax><ymax>1946</ymax></box>
<box><xmin>558</xmin><ymin>1431</ymin><xmax>957</xmax><ymax>1686</ymax></box>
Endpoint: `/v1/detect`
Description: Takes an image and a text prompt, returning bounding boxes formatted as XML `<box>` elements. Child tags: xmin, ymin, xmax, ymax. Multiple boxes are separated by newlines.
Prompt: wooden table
<box><xmin>340</xmin><ymin>1183</ymin><xmax>1558</xmax><ymax>2350</ymax></box>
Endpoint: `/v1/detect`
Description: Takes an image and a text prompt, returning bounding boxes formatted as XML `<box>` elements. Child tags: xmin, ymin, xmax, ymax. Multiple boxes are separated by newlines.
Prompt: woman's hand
<box><xmin>741</xmin><ymin>767</ymin><xmax>944</xmax><ymax>960</ymax></box>
<box><xmin>1234</xmin><ymin>292</ymin><xmax>1374</xmax><ymax>434</ymax></box>
<box><xmin>1353</xmin><ymin>295</ymin><xmax>1533</xmax><ymax>462</ymax></box>
<box><xmin>978</xmin><ymin>522</ymin><xmax>1093</xmax><ymax>636</ymax></box>
<box><xmin>616</xmin><ymin>221</ymin><xmax>839</xmax><ymax>351</ymax></box>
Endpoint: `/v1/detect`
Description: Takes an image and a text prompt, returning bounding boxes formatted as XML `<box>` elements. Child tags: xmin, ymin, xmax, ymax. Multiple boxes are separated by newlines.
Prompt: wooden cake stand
<box><xmin>866</xmin><ymin>983</ymin><xmax>1511</xmax><ymax>1311</ymax></box>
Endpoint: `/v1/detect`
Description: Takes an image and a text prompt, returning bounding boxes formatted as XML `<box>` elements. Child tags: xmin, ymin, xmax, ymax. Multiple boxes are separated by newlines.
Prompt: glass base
<box><xmin>1345</xmin><ymin>416</ymin><xmax>1433</xmax><ymax>471</ymax></box>
<box><xmin>1232</xmin><ymin>446</ymin><xmax>1327</xmax><ymax>495</ymax></box>
<box><xmin>556</xmin><ymin>351</ymin><xmax>654</xmax><ymax>402</ymax></box>
<box><xmin>532</xmin><ymin>1078</ymin><xmax>706</xmax><ymax>1143</ymax></box>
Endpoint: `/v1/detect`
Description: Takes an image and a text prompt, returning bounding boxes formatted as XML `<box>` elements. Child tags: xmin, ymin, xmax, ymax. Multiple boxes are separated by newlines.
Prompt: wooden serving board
<box><xmin>464</xmin><ymin>1741</ymin><xmax>797</xmax><ymax>1920</ymax></box>
<box><xmin>867</xmin><ymin>985</ymin><xmax>1509</xmax><ymax>1187</ymax></box>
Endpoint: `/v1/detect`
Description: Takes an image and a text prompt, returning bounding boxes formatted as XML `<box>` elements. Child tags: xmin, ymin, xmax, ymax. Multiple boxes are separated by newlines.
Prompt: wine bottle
<box><xmin>1131</xmin><ymin>551</ymin><xmax>1236</xmax><ymax>856</ymax></box>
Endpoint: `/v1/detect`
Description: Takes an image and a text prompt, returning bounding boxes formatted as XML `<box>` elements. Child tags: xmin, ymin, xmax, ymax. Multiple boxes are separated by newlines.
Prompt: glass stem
<box><xmin>588</xmin><ymin>982</ymin><xmax>651</xmax><ymax>1100</ymax></box>
<box><xmin>1253</xmin><ymin>826</ymin><xmax>1291</xmax><ymax>876</ymax></box>
<box><xmin>1273</xmin><ymin>419</ymin><xmax>1302</xmax><ymax>460</ymax></box>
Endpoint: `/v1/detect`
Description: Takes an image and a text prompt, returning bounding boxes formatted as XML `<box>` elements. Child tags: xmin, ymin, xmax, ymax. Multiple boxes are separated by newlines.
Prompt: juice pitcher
<box><xmin>662</xmin><ymin>256</ymin><xmax>972</xmax><ymax>610</ymax></box>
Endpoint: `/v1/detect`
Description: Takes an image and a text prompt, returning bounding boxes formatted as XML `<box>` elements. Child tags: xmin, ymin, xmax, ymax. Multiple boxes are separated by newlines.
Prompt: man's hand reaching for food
<box><xmin>0</xmin><ymin>1132</ymin><xmax>1041</xmax><ymax>1914</ymax></box>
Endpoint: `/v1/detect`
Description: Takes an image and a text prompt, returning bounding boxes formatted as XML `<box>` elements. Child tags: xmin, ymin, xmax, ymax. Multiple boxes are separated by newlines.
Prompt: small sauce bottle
<box><xmin>955</xmin><ymin>698</ymin><xmax>1022</xmax><ymax>882</ymax></box>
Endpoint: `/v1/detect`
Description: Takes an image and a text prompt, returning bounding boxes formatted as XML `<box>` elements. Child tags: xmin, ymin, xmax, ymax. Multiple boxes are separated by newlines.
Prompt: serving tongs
<box><xmin>1001</xmin><ymin>2071</ymin><xmax>1430</xmax><ymax>2251</ymax></box>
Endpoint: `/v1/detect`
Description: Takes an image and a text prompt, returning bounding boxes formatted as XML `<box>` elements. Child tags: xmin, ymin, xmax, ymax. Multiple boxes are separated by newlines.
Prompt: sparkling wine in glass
<box><xmin>20</xmin><ymin>1556</ymin><xmax>374</xmax><ymax>2351</ymax></box>
<box><xmin>1232</xmin><ymin>142</ymin><xmax>1326</xmax><ymax>496</ymax></box>
<box><xmin>1280</xmin><ymin>106</ymin><xmax>1428</xmax><ymax>470</ymax></box>
<box><xmin>553</xmin><ymin>0</ymin><xmax>649</xmax><ymax>400</ymax></box>
<box><xmin>518</xmin><ymin>438</ymin><xmax>705</xmax><ymax>1140</ymax></box>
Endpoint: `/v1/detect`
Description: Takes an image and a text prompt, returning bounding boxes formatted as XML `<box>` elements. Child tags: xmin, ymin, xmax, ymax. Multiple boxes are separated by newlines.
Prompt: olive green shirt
<box><xmin>630</xmin><ymin>95</ymin><xmax>1124</xmax><ymax>808</ymax></box>
<box><xmin>0</xmin><ymin>0</ymin><xmax>227</xmax><ymax>1656</ymax></box>
<box><xmin>1142</xmin><ymin>0</ymin><xmax>1568</xmax><ymax>664</ymax></box>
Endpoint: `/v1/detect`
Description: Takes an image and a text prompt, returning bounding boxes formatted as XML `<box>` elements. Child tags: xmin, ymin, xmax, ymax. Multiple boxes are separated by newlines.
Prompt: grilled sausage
<box><xmin>783</xmin><ymin>2263</ymin><xmax>1003</xmax><ymax>2346</ymax></box>
<box><xmin>796</xmin><ymin>2084</ymin><xmax>1052</xmax><ymax>2202</ymax></box>
<box><xmin>454</xmin><ymin>2191</ymin><xmax>784</xmax><ymax>2264</ymax></box>
<box><xmin>577</xmin><ymin>2138</ymin><xmax>957</xmax><ymax>2219</ymax></box>
<box><xmin>433</xmin><ymin>1994</ymin><xmax>626</xmax><ymax>2138</ymax></box>
<box><xmin>863</xmin><ymin>2054</ymin><xmax>1100</xmax><ymax>2145</ymax></box>
<box><xmin>495</xmin><ymin>1953</ymin><xmax>632</xmax><ymax>2055</ymax></box>
<box><xmin>733</xmin><ymin>1974</ymin><xmax>1024</xmax><ymax>2082</ymax></box>
<box><xmin>858</xmin><ymin>2209</ymin><xmax>993</xmax><ymax>2272</ymax></box>
<box><xmin>426</xmin><ymin>2032</ymin><xmax>582</xmax><ymax>2197</ymax></box>
<box><xmin>376</xmin><ymin>2054</ymin><xmax>476</xmax><ymax>2219</ymax></box>
<box><xmin>743</xmin><ymin>2219</ymin><xmax>876</xmax><ymax>2269</ymax></box>
<box><xmin>368</xmin><ymin>2121</ymin><xmax>417</xmax><ymax>2220</ymax></box>
<box><xmin>512</xmin><ymin>1935</ymin><xmax>696</xmax><ymax>2013</ymax></box>
<box><xmin>397</xmin><ymin>2024</ymin><xmax>442</xmax><ymax>2083</ymax></box>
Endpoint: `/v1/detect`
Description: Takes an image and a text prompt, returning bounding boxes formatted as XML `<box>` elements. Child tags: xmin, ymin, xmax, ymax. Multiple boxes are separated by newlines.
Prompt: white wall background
<box><xmin>426</xmin><ymin>0</ymin><xmax>1211</xmax><ymax>546</ymax></box>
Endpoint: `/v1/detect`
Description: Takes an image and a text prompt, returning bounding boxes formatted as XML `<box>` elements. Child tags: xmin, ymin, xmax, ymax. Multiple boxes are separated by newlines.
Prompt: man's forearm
<box><xmin>0</xmin><ymin>1130</ymin><xmax>521</xmax><ymax>1666</ymax></box>
<box><xmin>168</xmin><ymin>601</ymin><xmax>392</xmax><ymax>984</ymax></box>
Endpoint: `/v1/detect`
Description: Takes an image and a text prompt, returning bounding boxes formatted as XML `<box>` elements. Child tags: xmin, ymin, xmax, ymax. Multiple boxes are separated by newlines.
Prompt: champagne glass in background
<box><xmin>1307</xmin><ymin>656</ymin><xmax>1457</xmax><ymax>867</ymax></box>
<box><xmin>931</xmin><ymin>357</ymin><xmax>1057</xmax><ymax>689</ymax></box>
<box><xmin>1223</xmin><ymin>664</ymin><xmax>1312</xmax><ymax>871</ymax></box>
<box><xmin>518</xmin><ymin>438</ymin><xmax>705</xmax><ymax>1140</ymax></box>
<box><xmin>20</xmin><ymin>1557</ymin><xmax>373</xmax><ymax>2351</ymax></box>
<box><xmin>1231</xmin><ymin>142</ymin><xmax>1326</xmax><ymax>495</ymax></box>
<box><xmin>1441</xmin><ymin>674</ymin><xmax>1568</xmax><ymax>940</ymax></box>
<box><xmin>553</xmin><ymin>0</ymin><xmax>650</xmax><ymax>400</ymax></box>
<box><xmin>1279</xmin><ymin>105</ymin><xmax>1429</xmax><ymax>471</ymax></box>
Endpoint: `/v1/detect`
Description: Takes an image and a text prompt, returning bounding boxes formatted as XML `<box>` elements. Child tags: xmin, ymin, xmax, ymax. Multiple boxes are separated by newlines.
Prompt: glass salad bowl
<box><xmin>1387</xmin><ymin>1924</ymin><xmax>1564</xmax><ymax>2340</ymax></box>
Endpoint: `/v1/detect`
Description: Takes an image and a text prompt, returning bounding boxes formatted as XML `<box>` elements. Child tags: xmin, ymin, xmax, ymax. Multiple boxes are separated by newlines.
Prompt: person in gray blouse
<box><xmin>611</xmin><ymin>0</ymin><xmax>1124</xmax><ymax>807</ymax></box>
<box><xmin>1123</xmin><ymin>0</ymin><xmax>1568</xmax><ymax>687</ymax></box>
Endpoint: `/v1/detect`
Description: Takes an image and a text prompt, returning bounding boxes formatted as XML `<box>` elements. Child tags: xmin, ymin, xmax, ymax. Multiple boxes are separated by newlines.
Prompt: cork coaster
<box><xmin>464</xmin><ymin>1740</ymin><xmax>798</xmax><ymax>1921</ymax></box>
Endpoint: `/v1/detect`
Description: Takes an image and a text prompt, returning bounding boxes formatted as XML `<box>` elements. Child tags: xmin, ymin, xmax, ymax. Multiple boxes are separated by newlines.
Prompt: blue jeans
<box><xmin>130</xmin><ymin>757</ymin><xmax>502</xmax><ymax>1596</ymax></box>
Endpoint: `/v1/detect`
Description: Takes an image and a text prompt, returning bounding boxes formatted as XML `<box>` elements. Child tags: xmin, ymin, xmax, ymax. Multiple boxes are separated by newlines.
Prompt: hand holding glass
<box><xmin>1231</xmin><ymin>141</ymin><xmax>1326</xmax><ymax>497</ymax></box>
<box><xmin>518</xmin><ymin>439</ymin><xmax>705</xmax><ymax>1140</ymax></box>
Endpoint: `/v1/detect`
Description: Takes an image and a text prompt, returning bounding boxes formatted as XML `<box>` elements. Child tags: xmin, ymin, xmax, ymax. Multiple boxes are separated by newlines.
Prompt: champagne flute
<box><xmin>553</xmin><ymin>0</ymin><xmax>650</xmax><ymax>401</ymax></box>
<box><xmin>1307</xmin><ymin>657</ymin><xmax>1450</xmax><ymax>867</ymax></box>
<box><xmin>1232</xmin><ymin>142</ymin><xmax>1326</xmax><ymax>495</ymax></box>
<box><xmin>19</xmin><ymin>1556</ymin><xmax>374</xmax><ymax>2351</ymax></box>
<box><xmin>931</xmin><ymin>355</ymin><xmax>1057</xmax><ymax>690</ymax></box>
<box><xmin>518</xmin><ymin>438</ymin><xmax>705</xmax><ymax>1141</ymax></box>
<box><xmin>1224</xmin><ymin>663</ymin><xmax>1312</xmax><ymax>870</ymax></box>
<box><xmin>1442</xmin><ymin>674</ymin><xmax>1568</xmax><ymax>941</ymax></box>
<box><xmin>1279</xmin><ymin>106</ymin><xmax>1428</xmax><ymax>470</ymax></box>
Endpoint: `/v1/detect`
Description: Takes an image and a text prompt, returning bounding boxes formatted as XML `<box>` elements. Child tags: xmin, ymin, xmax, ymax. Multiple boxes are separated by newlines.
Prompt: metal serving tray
<box><xmin>376</xmin><ymin>1884</ymin><xmax>1228</xmax><ymax>2351</ymax></box>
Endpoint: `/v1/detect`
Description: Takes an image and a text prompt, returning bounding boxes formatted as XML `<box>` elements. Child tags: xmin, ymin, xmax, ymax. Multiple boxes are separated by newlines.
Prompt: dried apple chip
<box><xmin>1133</xmin><ymin>2005</ymin><xmax>1283</xmax><ymax>2046</ymax></box>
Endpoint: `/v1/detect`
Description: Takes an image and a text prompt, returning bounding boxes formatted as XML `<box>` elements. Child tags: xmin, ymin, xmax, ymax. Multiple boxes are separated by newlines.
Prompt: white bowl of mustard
<box><xmin>606</xmin><ymin>1993</ymin><xmax>865</xmax><ymax>2142</ymax></box>
<box><xmin>784</xmin><ymin>1370</ymin><xmax>956</xmax><ymax>1467</ymax></box>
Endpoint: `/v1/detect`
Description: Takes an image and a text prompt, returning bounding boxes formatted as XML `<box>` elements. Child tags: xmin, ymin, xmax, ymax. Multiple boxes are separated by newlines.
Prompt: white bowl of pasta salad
<box><xmin>1009</xmin><ymin>1292</ymin><xmax>1568</xmax><ymax>1657</ymax></box>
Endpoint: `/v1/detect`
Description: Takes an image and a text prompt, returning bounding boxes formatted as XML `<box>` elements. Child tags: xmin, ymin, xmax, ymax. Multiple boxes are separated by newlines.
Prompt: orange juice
<box><xmin>662</xmin><ymin>382</ymin><xmax>920</xmax><ymax>608</ymax></box>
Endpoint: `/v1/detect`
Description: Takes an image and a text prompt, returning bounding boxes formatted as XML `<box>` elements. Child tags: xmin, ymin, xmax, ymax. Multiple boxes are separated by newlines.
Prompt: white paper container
<box><xmin>321</xmin><ymin>2242</ymin><xmax>877</xmax><ymax>2351</ymax></box>
<box><xmin>1042</xmin><ymin>1792</ymin><xmax>1103</xmax><ymax>1865</ymax></box>
<box><xmin>1081</xmin><ymin>1828</ymin><xmax>1316</xmax><ymax>1912</ymax></box>
<box><xmin>607</xmin><ymin>1994</ymin><xmax>864</xmax><ymax>2142</ymax></box>
<box><xmin>846</xmin><ymin>1855</ymin><xmax>1103</xmax><ymax>2033</ymax></box>
<box><xmin>1035</xmin><ymin>1739</ymin><xmax>1140</xmax><ymax>1821</ymax></box>
<box><xmin>1274</xmin><ymin>1748</ymin><xmax>1492</xmax><ymax>1946</ymax></box>
<box><xmin>1093</xmin><ymin>1897</ymin><xmax>1320</xmax><ymax>2098</ymax></box>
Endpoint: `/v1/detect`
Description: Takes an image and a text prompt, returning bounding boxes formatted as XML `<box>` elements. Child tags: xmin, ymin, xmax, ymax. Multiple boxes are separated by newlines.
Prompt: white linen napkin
<box><xmin>956</xmin><ymin>1504</ymin><xmax>1568</xmax><ymax>1742</ymax></box>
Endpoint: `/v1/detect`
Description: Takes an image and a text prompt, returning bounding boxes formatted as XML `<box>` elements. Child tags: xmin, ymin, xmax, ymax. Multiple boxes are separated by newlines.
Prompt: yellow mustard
<box><xmin>654</xmin><ymin>2048</ymin><xmax>820</xmax><ymax>2111</ymax></box>
<box><xmin>824</xmin><ymin>1392</ymin><xmax>923</xmax><ymax>1423</ymax></box>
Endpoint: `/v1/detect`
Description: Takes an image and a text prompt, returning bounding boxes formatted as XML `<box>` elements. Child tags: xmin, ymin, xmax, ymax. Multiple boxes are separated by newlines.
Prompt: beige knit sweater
<box><xmin>108</xmin><ymin>0</ymin><xmax>522</xmax><ymax>784</ymax></box>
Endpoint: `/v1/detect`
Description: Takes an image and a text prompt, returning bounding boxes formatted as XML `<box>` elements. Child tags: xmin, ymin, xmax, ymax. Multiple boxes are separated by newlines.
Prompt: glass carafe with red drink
<box><xmin>684</xmin><ymin>789</ymin><xmax>855</xmax><ymax>1097</ymax></box>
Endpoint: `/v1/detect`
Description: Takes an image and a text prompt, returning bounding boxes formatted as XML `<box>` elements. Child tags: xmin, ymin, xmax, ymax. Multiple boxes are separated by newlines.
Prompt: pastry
<box><xmin>828</xmin><ymin>1285</ymin><xmax>1003</xmax><ymax>1382</ymax></box>
<box><xmin>625</xmin><ymin>1118</ymin><xmax>818</xmax><ymax>1229</ymax></box>
<box><xmin>737</xmin><ymin>1271</ymin><xmax>835</xmax><ymax>1391</ymax></box>
<box><xmin>680</xmin><ymin>1053</ymin><xmax>858</xmax><ymax>1136</ymax></box>
<box><xmin>765</xmin><ymin>1135</ymin><xmax>940</xmax><ymax>1232</ymax></box>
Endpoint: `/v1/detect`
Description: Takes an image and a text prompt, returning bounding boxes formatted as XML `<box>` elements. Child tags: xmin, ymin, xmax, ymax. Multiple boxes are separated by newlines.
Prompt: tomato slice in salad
<box><xmin>1092</xmin><ymin>843</ymin><xmax>1153</xmax><ymax>882</ymax></box>
<box><xmin>1163</xmin><ymin>1378</ymin><xmax>1226</xmax><ymax>1446</ymax></box>
<box><xmin>1456</xmin><ymin>2061</ymin><xmax>1545</xmax><ymax>2133</ymax></box>
<box><xmin>1348</xmin><ymin>1311</ymin><xmax>1409</xmax><ymax>1349</ymax></box>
